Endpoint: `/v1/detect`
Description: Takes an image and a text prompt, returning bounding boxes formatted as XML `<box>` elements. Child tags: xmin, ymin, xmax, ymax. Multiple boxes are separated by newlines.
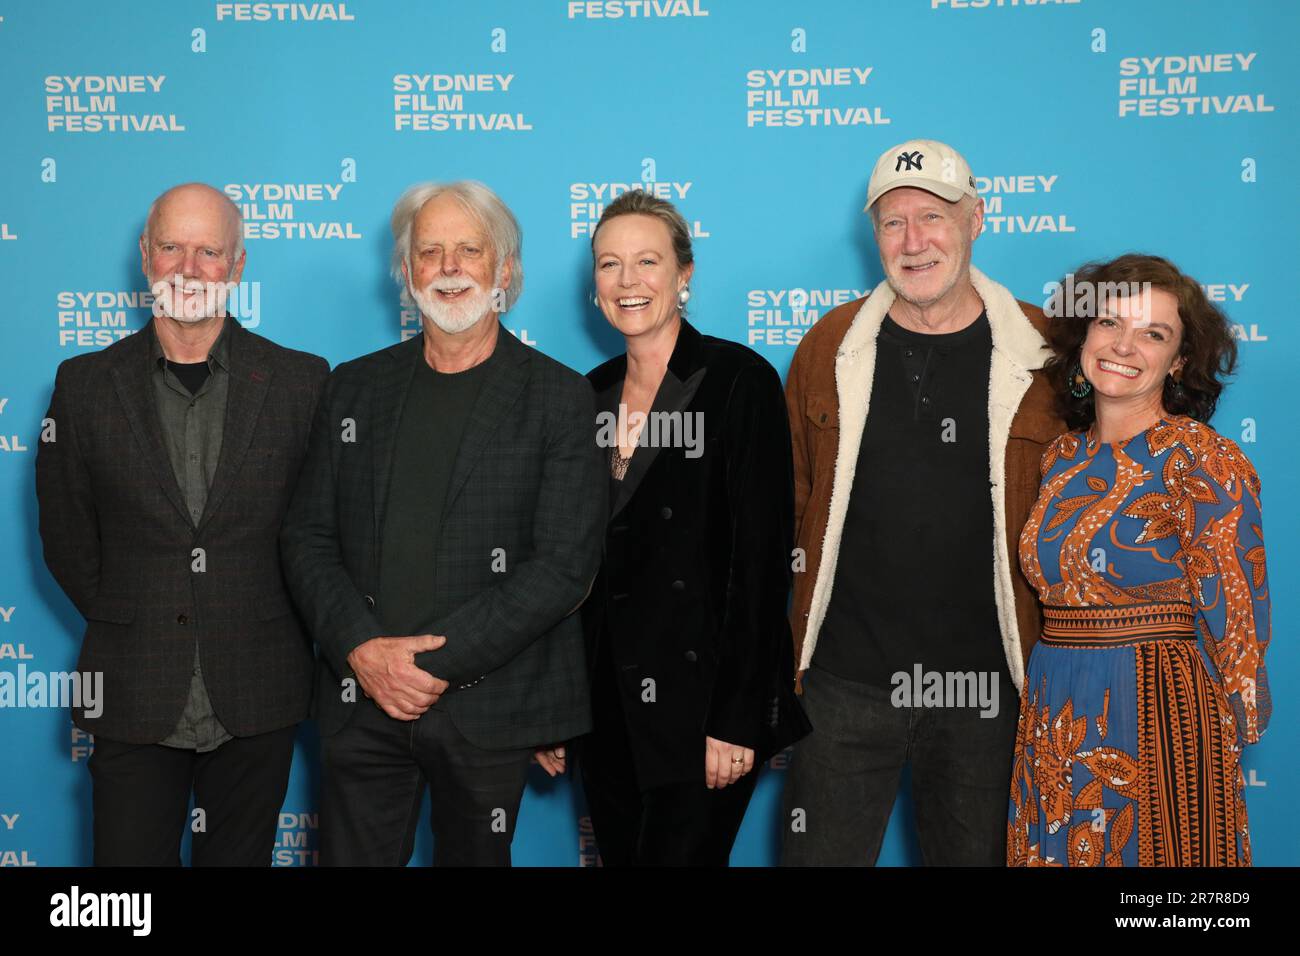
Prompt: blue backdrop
<box><xmin>0</xmin><ymin>0</ymin><xmax>1294</xmax><ymax>866</ymax></box>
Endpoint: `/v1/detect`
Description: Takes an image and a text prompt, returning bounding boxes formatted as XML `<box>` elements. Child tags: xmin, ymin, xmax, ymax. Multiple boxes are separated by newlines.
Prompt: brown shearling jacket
<box><xmin>785</xmin><ymin>267</ymin><xmax>1066</xmax><ymax>694</ymax></box>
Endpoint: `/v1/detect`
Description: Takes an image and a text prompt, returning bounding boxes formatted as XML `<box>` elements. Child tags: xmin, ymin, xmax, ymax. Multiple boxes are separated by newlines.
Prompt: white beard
<box><xmin>149</xmin><ymin>267</ymin><xmax>231</xmax><ymax>324</ymax></box>
<box><xmin>410</xmin><ymin>266</ymin><xmax>503</xmax><ymax>335</ymax></box>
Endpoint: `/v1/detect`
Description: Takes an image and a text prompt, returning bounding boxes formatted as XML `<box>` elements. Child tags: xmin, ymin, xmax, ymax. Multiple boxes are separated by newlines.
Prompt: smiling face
<box><xmin>402</xmin><ymin>192</ymin><xmax>512</xmax><ymax>334</ymax></box>
<box><xmin>593</xmin><ymin>213</ymin><xmax>693</xmax><ymax>340</ymax></box>
<box><xmin>140</xmin><ymin>184</ymin><xmax>245</xmax><ymax>323</ymax></box>
<box><xmin>1081</xmin><ymin>287</ymin><xmax>1185</xmax><ymax>411</ymax></box>
<box><xmin>873</xmin><ymin>187</ymin><xmax>982</xmax><ymax>310</ymax></box>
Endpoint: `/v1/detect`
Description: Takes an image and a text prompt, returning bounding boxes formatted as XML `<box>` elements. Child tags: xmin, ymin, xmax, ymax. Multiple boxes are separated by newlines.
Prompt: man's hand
<box><xmin>705</xmin><ymin>736</ymin><xmax>755</xmax><ymax>790</ymax></box>
<box><xmin>534</xmin><ymin>744</ymin><xmax>567</xmax><ymax>777</ymax></box>
<box><xmin>347</xmin><ymin>634</ymin><xmax>450</xmax><ymax>721</ymax></box>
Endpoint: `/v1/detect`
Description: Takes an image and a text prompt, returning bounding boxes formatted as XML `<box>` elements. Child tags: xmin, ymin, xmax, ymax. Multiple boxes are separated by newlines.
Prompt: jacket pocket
<box><xmin>804</xmin><ymin>392</ymin><xmax>838</xmax><ymax>431</ymax></box>
<box><xmin>84</xmin><ymin>595</ymin><xmax>136</xmax><ymax>624</ymax></box>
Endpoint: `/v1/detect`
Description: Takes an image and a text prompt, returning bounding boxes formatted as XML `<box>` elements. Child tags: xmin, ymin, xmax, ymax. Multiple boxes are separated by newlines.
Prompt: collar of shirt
<box><xmin>149</xmin><ymin>316</ymin><xmax>233</xmax><ymax>373</ymax></box>
<box><xmin>880</xmin><ymin>310</ymin><xmax>990</xmax><ymax>350</ymax></box>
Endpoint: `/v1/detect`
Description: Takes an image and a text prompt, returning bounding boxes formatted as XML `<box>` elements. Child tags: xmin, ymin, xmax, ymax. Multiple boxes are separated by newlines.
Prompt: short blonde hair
<box><xmin>590</xmin><ymin>189</ymin><xmax>694</xmax><ymax>271</ymax></box>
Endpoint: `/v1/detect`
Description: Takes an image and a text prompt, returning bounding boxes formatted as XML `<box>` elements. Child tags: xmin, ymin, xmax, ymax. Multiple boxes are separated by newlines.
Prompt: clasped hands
<box><xmin>347</xmin><ymin>634</ymin><xmax>450</xmax><ymax>721</ymax></box>
<box><xmin>347</xmin><ymin>636</ymin><xmax>576</xmax><ymax>780</ymax></box>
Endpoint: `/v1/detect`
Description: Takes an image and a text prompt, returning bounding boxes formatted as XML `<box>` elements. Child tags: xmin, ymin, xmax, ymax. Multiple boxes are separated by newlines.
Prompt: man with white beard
<box><xmin>281</xmin><ymin>180</ymin><xmax>605</xmax><ymax>866</ymax></box>
<box><xmin>36</xmin><ymin>183</ymin><xmax>329</xmax><ymax>864</ymax></box>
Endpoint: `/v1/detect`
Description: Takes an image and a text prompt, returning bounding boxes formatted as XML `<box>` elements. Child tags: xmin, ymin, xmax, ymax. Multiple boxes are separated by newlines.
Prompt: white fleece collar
<box><xmin>836</xmin><ymin>266</ymin><xmax>1048</xmax><ymax>370</ymax></box>
<box><xmin>802</xmin><ymin>266</ymin><xmax>1050</xmax><ymax>694</ymax></box>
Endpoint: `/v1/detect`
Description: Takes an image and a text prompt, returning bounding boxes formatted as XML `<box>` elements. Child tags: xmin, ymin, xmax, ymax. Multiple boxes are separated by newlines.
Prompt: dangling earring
<box><xmin>1168</xmin><ymin>368</ymin><xmax>1186</xmax><ymax>402</ymax></box>
<box><xmin>1069</xmin><ymin>362</ymin><xmax>1092</xmax><ymax>398</ymax></box>
<box><xmin>592</xmin><ymin>292</ymin><xmax>600</xmax><ymax>308</ymax></box>
<box><xmin>677</xmin><ymin>286</ymin><xmax>691</xmax><ymax>310</ymax></box>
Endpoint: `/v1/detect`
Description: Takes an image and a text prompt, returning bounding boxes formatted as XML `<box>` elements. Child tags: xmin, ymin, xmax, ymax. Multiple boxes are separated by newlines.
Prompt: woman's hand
<box><xmin>705</xmin><ymin>736</ymin><xmax>754</xmax><ymax>789</ymax></box>
<box><xmin>534</xmin><ymin>744</ymin><xmax>567</xmax><ymax>777</ymax></box>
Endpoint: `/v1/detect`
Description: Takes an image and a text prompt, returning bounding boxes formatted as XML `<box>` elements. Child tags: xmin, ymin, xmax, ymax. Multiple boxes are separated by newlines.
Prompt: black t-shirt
<box><xmin>166</xmin><ymin>359</ymin><xmax>212</xmax><ymax>395</ymax></box>
<box><xmin>813</xmin><ymin>311</ymin><xmax>1007</xmax><ymax>686</ymax></box>
<box><xmin>377</xmin><ymin>352</ymin><xmax>493</xmax><ymax>637</ymax></box>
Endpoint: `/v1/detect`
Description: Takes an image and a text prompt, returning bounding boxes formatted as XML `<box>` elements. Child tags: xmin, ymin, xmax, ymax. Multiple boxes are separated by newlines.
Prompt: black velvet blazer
<box><xmin>584</xmin><ymin>319</ymin><xmax>811</xmax><ymax>789</ymax></box>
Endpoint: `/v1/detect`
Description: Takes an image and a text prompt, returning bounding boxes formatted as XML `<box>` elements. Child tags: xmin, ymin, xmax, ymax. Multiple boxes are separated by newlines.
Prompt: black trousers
<box><xmin>579</xmin><ymin>696</ymin><xmax>759</xmax><ymax>866</ymax></box>
<box><xmin>319</xmin><ymin>698</ymin><xmax>533</xmax><ymax>867</ymax></box>
<box><xmin>88</xmin><ymin>725</ymin><xmax>296</xmax><ymax>866</ymax></box>
<box><xmin>781</xmin><ymin>662</ymin><xmax>1018</xmax><ymax>866</ymax></box>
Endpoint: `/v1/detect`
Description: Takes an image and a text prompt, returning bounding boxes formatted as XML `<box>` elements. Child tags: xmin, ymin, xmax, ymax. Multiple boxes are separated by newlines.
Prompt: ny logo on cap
<box><xmin>895</xmin><ymin>151</ymin><xmax>924</xmax><ymax>172</ymax></box>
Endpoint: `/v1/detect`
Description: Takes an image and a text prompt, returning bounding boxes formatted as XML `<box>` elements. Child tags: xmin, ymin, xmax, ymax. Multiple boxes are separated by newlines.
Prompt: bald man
<box><xmin>36</xmin><ymin>183</ymin><xmax>329</xmax><ymax>865</ymax></box>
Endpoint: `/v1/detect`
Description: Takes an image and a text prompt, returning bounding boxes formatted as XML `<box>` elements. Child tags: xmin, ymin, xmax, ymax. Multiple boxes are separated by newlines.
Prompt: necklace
<box><xmin>609</xmin><ymin>445</ymin><xmax>632</xmax><ymax>481</ymax></box>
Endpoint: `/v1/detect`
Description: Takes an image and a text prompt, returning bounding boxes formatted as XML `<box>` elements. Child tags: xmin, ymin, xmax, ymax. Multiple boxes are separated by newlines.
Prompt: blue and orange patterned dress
<box><xmin>1008</xmin><ymin>415</ymin><xmax>1271</xmax><ymax>866</ymax></box>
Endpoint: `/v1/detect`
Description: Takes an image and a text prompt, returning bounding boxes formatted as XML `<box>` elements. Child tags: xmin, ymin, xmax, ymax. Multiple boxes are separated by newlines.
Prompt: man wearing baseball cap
<box><xmin>781</xmin><ymin>139</ymin><xmax>1064</xmax><ymax>865</ymax></box>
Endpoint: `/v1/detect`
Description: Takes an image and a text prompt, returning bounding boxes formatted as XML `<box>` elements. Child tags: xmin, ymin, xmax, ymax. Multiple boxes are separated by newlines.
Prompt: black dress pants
<box><xmin>88</xmin><ymin>725</ymin><xmax>297</xmax><ymax>866</ymax></box>
<box><xmin>319</xmin><ymin>699</ymin><xmax>533</xmax><ymax>867</ymax></box>
<box><xmin>579</xmin><ymin>686</ymin><xmax>759</xmax><ymax>867</ymax></box>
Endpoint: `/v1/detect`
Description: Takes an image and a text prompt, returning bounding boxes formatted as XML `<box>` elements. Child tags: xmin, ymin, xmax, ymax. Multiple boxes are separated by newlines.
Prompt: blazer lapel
<box><xmin>372</xmin><ymin>336</ymin><xmax>424</xmax><ymax>539</ymax></box>
<box><xmin>610</xmin><ymin>319</ymin><xmax>707</xmax><ymax>521</ymax></box>
<box><xmin>440</xmin><ymin>324</ymin><xmax>528</xmax><ymax>521</ymax></box>
<box><xmin>595</xmin><ymin>364</ymin><xmax>624</xmax><ymax>424</ymax></box>
<box><xmin>198</xmin><ymin>321</ymin><xmax>270</xmax><ymax>533</ymax></box>
<box><xmin>109</xmin><ymin>321</ymin><xmax>192</xmax><ymax>527</ymax></box>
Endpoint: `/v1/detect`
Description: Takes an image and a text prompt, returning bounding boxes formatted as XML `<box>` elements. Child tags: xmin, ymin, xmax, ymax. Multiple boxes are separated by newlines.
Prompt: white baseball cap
<box><xmin>865</xmin><ymin>139</ymin><xmax>978</xmax><ymax>210</ymax></box>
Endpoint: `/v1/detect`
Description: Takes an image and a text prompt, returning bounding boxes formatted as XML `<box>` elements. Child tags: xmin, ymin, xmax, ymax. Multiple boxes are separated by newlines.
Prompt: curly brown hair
<box><xmin>1045</xmin><ymin>253</ymin><xmax>1238</xmax><ymax>429</ymax></box>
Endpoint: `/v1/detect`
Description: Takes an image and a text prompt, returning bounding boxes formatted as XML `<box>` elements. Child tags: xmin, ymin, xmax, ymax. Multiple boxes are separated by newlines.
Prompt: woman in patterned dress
<box><xmin>1008</xmin><ymin>254</ymin><xmax>1271</xmax><ymax>866</ymax></box>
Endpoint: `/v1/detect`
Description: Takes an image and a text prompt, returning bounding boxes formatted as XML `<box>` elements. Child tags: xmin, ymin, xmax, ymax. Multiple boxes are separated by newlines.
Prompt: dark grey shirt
<box><xmin>150</xmin><ymin>321</ymin><xmax>233</xmax><ymax>752</ymax></box>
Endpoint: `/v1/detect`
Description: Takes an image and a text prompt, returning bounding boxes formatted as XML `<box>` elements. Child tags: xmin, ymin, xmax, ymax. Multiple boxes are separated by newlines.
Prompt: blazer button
<box><xmin>671</xmin><ymin>579</ymin><xmax>685</xmax><ymax>592</ymax></box>
<box><xmin>176</xmin><ymin>614</ymin><xmax>188</xmax><ymax>625</ymax></box>
<box><xmin>660</xmin><ymin>506</ymin><xmax>672</xmax><ymax>520</ymax></box>
<box><xmin>684</xmin><ymin>650</ymin><xmax>697</xmax><ymax>663</ymax></box>
<box><xmin>364</xmin><ymin>595</ymin><xmax>375</xmax><ymax>608</ymax></box>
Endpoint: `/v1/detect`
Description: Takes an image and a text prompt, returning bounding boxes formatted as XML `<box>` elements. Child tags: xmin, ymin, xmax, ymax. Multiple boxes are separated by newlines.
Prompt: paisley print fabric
<box><xmin>1008</xmin><ymin>416</ymin><xmax>1270</xmax><ymax>866</ymax></box>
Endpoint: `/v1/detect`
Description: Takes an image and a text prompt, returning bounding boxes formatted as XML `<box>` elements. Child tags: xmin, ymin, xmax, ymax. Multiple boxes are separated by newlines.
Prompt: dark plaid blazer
<box><xmin>280</xmin><ymin>325</ymin><xmax>605</xmax><ymax>748</ymax></box>
<box><xmin>35</xmin><ymin>319</ymin><xmax>329</xmax><ymax>744</ymax></box>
